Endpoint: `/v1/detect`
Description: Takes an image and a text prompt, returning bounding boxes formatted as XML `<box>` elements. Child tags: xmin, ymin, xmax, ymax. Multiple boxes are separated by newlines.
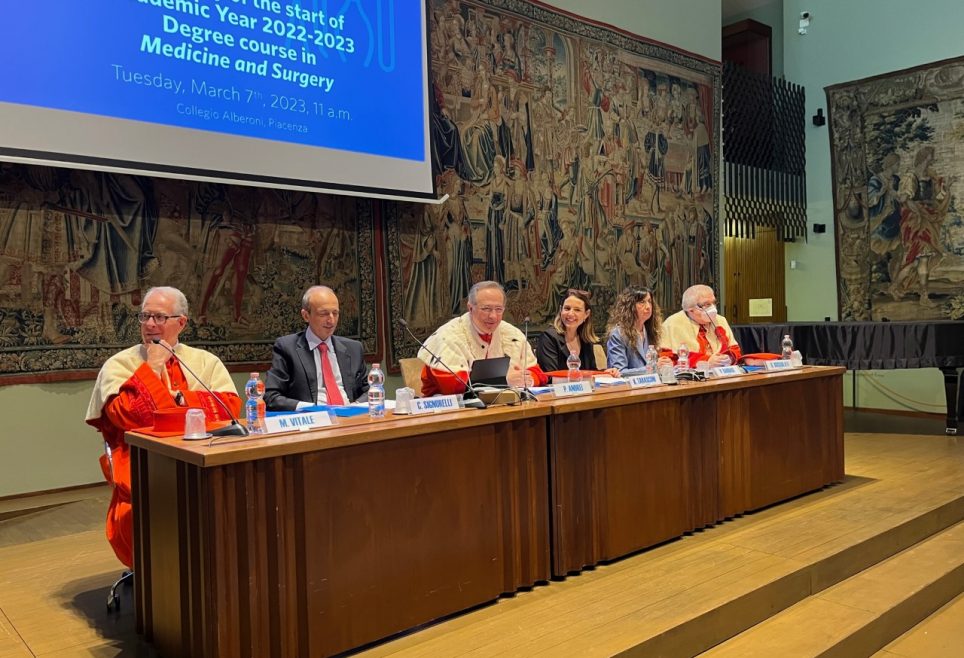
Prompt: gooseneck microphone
<box><xmin>399</xmin><ymin>319</ymin><xmax>486</xmax><ymax>409</ymax></box>
<box><xmin>518</xmin><ymin>316</ymin><xmax>537</xmax><ymax>401</ymax></box>
<box><xmin>150</xmin><ymin>339</ymin><xmax>249</xmax><ymax>436</ymax></box>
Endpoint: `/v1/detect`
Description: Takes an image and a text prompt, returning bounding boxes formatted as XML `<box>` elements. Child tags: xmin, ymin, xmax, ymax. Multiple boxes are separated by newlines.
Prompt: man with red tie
<box><xmin>264</xmin><ymin>285</ymin><xmax>369</xmax><ymax>410</ymax></box>
<box><xmin>419</xmin><ymin>281</ymin><xmax>548</xmax><ymax>396</ymax></box>
<box><xmin>659</xmin><ymin>284</ymin><xmax>742</xmax><ymax>368</ymax></box>
<box><xmin>86</xmin><ymin>286</ymin><xmax>241</xmax><ymax>568</ymax></box>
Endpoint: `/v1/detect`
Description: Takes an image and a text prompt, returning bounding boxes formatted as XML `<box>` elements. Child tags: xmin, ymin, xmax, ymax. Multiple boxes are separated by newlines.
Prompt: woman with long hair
<box><xmin>536</xmin><ymin>289</ymin><xmax>617</xmax><ymax>375</ymax></box>
<box><xmin>605</xmin><ymin>287</ymin><xmax>673</xmax><ymax>373</ymax></box>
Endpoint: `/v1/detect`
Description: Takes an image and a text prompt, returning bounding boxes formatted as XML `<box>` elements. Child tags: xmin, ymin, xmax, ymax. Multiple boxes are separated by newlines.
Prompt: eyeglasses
<box><xmin>476</xmin><ymin>306</ymin><xmax>505</xmax><ymax>315</ymax></box>
<box><xmin>695</xmin><ymin>302</ymin><xmax>716</xmax><ymax>310</ymax></box>
<box><xmin>137</xmin><ymin>312</ymin><xmax>183</xmax><ymax>325</ymax></box>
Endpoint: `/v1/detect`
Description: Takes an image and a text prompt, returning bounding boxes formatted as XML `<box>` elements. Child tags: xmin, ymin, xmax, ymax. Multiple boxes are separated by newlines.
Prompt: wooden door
<box><xmin>723</xmin><ymin>226</ymin><xmax>786</xmax><ymax>324</ymax></box>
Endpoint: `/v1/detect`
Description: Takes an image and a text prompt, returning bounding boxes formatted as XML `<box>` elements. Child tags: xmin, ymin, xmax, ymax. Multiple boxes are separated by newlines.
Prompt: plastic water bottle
<box><xmin>677</xmin><ymin>344</ymin><xmax>690</xmax><ymax>370</ymax></box>
<box><xmin>566</xmin><ymin>351</ymin><xmax>581</xmax><ymax>382</ymax></box>
<box><xmin>244</xmin><ymin>372</ymin><xmax>266</xmax><ymax>434</ymax></box>
<box><xmin>368</xmin><ymin>363</ymin><xmax>385</xmax><ymax>419</ymax></box>
<box><xmin>781</xmin><ymin>334</ymin><xmax>794</xmax><ymax>360</ymax></box>
<box><xmin>645</xmin><ymin>344</ymin><xmax>659</xmax><ymax>373</ymax></box>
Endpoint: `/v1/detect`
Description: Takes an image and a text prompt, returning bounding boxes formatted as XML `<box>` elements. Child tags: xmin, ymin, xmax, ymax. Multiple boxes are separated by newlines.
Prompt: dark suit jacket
<box><xmin>535</xmin><ymin>325</ymin><xmax>601</xmax><ymax>372</ymax></box>
<box><xmin>264</xmin><ymin>331</ymin><xmax>369</xmax><ymax>411</ymax></box>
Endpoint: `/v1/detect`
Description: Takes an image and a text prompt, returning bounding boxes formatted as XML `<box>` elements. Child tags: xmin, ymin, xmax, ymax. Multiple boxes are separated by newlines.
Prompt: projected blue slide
<box><xmin>1</xmin><ymin>0</ymin><xmax>426</xmax><ymax>161</ymax></box>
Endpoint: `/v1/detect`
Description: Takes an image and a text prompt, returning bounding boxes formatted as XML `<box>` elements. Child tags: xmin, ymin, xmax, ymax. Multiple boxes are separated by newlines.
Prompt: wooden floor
<box><xmin>0</xmin><ymin>423</ymin><xmax>960</xmax><ymax>657</ymax></box>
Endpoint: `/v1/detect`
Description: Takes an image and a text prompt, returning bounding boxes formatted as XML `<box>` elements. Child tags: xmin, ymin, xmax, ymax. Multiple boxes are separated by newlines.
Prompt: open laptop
<box><xmin>469</xmin><ymin>356</ymin><xmax>510</xmax><ymax>387</ymax></box>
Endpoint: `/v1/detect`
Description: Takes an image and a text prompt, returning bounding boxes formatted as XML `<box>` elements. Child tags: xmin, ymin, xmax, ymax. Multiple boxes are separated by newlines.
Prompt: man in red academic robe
<box><xmin>659</xmin><ymin>284</ymin><xmax>742</xmax><ymax>368</ymax></box>
<box><xmin>85</xmin><ymin>286</ymin><xmax>241</xmax><ymax>568</ymax></box>
<box><xmin>419</xmin><ymin>281</ymin><xmax>547</xmax><ymax>396</ymax></box>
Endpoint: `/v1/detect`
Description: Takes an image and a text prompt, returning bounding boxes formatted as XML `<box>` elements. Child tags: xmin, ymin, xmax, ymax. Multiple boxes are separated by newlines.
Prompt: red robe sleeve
<box><xmin>420</xmin><ymin>365</ymin><xmax>470</xmax><ymax>396</ymax></box>
<box><xmin>421</xmin><ymin>364</ymin><xmax>548</xmax><ymax>395</ymax></box>
<box><xmin>527</xmin><ymin>364</ymin><xmax>549</xmax><ymax>386</ymax></box>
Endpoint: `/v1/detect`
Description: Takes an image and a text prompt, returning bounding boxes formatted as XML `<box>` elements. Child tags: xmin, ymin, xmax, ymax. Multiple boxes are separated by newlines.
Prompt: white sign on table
<box><xmin>764</xmin><ymin>359</ymin><xmax>796</xmax><ymax>371</ymax></box>
<box><xmin>551</xmin><ymin>380</ymin><xmax>594</xmax><ymax>397</ymax></box>
<box><xmin>627</xmin><ymin>373</ymin><xmax>662</xmax><ymax>388</ymax></box>
<box><xmin>264</xmin><ymin>411</ymin><xmax>333</xmax><ymax>434</ymax></box>
<box><xmin>410</xmin><ymin>394</ymin><xmax>462</xmax><ymax>415</ymax></box>
<box><xmin>708</xmin><ymin>365</ymin><xmax>746</xmax><ymax>379</ymax></box>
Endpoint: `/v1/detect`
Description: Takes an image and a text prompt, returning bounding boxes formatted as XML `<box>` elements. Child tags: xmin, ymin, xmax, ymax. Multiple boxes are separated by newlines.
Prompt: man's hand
<box><xmin>507</xmin><ymin>366</ymin><xmax>533</xmax><ymax>388</ymax></box>
<box><xmin>707</xmin><ymin>353</ymin><xmax>731</xmax><ymax>367</ymax></box>
<box><xmin>146</xmin><ymin>339</ymin><xmax>174</xmax><ymax>377</ymax></box>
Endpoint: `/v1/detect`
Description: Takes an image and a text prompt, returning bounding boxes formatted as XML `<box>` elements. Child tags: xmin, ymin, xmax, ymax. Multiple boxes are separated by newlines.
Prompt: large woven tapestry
<box><xmin>827</xmin><ymin>56</ymin><xmax>964</xmax><ymax>321</ymax></box>
<box><xmin>0</xmin><ymin>164</ymin><xmax>376</xmax><ymax>383</ymax></box>
<box><xmin>386</xmin><ymin>0</ymin><xmax>721</xmax><ymax>364</ymax></box>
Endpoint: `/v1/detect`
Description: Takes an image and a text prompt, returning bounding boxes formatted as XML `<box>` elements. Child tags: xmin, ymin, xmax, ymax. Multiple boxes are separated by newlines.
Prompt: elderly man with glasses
<box><xmin>418</xmin><ymin>280</ymin><xmax>548</xmax><ymax>396</ymax></box>
<box><xmin>85</xmin><ymin>286</ymin><xmax>241</xmax><ymax>569</ymax></box>
<box><xmin>660</xmin><ymin>284</ymin><xmax>742</xmax><ymax>369</ymax></box>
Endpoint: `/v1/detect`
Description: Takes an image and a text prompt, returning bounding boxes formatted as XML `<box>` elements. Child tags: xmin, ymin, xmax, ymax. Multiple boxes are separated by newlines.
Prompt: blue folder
<box><xmin>265</xmin><ymin>404</ymin><xmax>368</xmax><ymax>418</ymax></box>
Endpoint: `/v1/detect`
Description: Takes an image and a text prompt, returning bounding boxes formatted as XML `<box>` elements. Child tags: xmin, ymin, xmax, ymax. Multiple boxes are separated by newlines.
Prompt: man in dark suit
<box><xmin>264</xmin><ymin>285</ymin><xmax>369</xmax><ymax>410</ymax></box>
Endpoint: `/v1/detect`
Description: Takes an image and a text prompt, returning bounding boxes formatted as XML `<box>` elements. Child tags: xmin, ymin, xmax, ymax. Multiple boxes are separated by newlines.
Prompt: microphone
<box><xmin>150</xmin><ymin>339</ymin><xmax>249</xmax><ymax>436</ymax></box>
<box><xmin>399</xmin><ymin>319</ymin><xmax>486</xmax><ymax>409</ymax></box>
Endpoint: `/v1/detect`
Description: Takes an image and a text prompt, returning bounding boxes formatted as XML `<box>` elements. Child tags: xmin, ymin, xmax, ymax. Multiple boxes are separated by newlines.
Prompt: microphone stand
<box><xmin>151</xmin><ymin>339</ymin><xmax>249</xmax><ymax>436</ymax></box>
<box><xmin>517</xmin><ymin>316</ymin><xmax>537</xmax><ymax>402</ymax></box>
<box><xmin>399</xmin><ymin>320</ymin><xmax>486</xmax><ymax>409</ymax></box>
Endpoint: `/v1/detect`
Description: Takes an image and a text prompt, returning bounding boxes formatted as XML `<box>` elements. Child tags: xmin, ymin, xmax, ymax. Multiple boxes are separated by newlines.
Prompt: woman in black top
<box><xmin>536</xmin><ymin>289</ymin><xmax>618</xmax><ymax>374</ymax></box>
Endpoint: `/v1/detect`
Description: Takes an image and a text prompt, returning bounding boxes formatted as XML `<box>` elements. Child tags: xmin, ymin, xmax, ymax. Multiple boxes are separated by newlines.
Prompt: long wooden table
<box><xmin>127</xmin><ymin>366</ymin><xmax>844</xmax><ymax>657</ymax></box>
<box><xmin>127</xmin><ymin>405</ymin><xmax>551</xmax><ymax>658</ymax></box>
<box><xmin>548</xmin><ymin>366</ymin><xmax>845</xmax><ymax>575</ymax></box>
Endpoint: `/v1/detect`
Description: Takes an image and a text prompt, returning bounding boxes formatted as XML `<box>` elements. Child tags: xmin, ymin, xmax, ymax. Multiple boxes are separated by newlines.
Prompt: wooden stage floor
<box><xmin>0</xmin><ymin>428</ymin><xmax>961</xmax><ymax>657</ymax></box>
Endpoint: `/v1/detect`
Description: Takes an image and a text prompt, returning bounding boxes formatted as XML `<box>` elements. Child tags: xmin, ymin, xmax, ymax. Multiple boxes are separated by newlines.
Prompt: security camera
<box><xmin>801</xmin><ymin>11</ymin><xmax>811</xmax><ymax>19</ymax></box>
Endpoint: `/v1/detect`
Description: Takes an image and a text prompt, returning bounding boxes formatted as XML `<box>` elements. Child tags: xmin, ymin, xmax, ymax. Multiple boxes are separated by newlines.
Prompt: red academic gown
<box><xmin>87</xmin><ymin>360</ymin><xmax>240</xmax><ymax>568</ymax></box>
<box><xmin>419</xmin><ymin>333</ymin><xmax>548</xmax><ymax>396</ymax></box>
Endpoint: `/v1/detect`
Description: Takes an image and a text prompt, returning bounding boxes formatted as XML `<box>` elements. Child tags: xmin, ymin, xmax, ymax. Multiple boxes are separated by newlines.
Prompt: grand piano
<box><xmin>733</xmin><ymin>321</ymin><xmax>964</xmax><ymax>434</ymax></box>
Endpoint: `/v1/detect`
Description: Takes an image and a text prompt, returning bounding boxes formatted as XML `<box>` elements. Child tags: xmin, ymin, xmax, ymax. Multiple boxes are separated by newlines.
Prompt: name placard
<box><xmin>551</xmin><ymin>380</ymin><xmax>594</xmax><ymax>397</ymax></box>
<box><xmin>264</xmin><ymin>411</ymin><xmax>333</xmax><ymax>434</ymax></box>
<box><xmin>708</xmin><ymin>365</ymin><xmax>745</xmax><ymax>379</ymax></box>
<box><xmin>411</xmin><ymin>395</ymin><xmax>462</xmax><ymax>415</ymax></box>
<box><xmin>764</xmin><ymin>359</ymin><xmax>795</xmax><ymax>371</ymax></box>
<box><xmin>628</xmin><ymin>373</ymin><xmax>662</xmax><ymax>388</ymax></box>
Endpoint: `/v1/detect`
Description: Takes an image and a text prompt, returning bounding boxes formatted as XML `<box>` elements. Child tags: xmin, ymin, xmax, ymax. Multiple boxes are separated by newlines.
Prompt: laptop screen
<box><xmin>469</xmin><ymin>356</ymin><xmax>510</xmax><ymax>387</ymax></box>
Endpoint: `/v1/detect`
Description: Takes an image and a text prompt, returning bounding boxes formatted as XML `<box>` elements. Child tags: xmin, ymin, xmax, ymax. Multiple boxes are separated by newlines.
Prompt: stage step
<box><xmin>874</xmin><ymin>592</ymin><xmax>964</xmax><ymax>656</ymax></box>
<box><xmin>702</xmin><ymin>521</ymin><xmax>964</xmax><ymax>657</ymax></box>
<box><xmin>359</xmin><ymin>434</ymin><xmax>964</xmax><ymax>657</ymax></box>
